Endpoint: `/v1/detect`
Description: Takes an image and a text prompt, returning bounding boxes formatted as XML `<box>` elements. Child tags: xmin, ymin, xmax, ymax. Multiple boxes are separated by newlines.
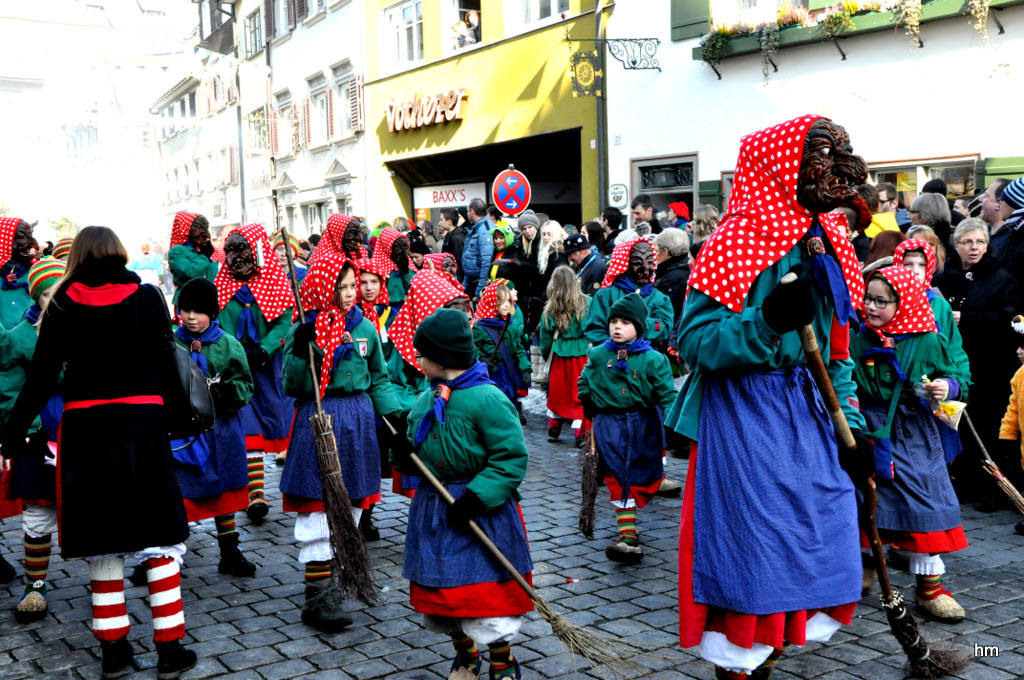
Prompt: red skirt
<box><xmin>860</xmin><ymin>526</ymin><xmax>968</xmax><ymax>554</ymax></box>
<box><xmin>245</xmin><ymin>434</ymin><xmax>290</xmax><ymax>454</ymax></box>
<box><xmin>680</xmin><ymin>442</ymin><xmax>857</xmax><ymax>650</ymax></box>
<box><xmin>411</xmin><ymin>573</ymin><xmax>535</xmax><ymax>618</ymax></box>
<box><xmin>283</xmin><ymin>492</ymin><xmax>381</xmax><ymax>513</ymax></box>
<box><xmin>184</xmin><ymin>487</ymin><xmax>249</xmax><ymax>523</ymax></box>
<box><xmin>0</xmin><ymin>472</ymin><xmax>22</xmax><ymax>520</ymax></box>
<box><xmin>547</xmin><ymin>355</ymin><xmax>587</xmax><ymax>421</ymax></box>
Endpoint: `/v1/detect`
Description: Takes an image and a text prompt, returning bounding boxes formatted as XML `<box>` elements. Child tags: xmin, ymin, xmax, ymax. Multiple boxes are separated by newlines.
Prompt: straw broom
<box><xmin>279</xmin><ymin>226</ymin><xmax>380</xmax><ymax>606</ymax></box>
<box><xmin>379</xmin><ymin>416</ymin><xmax>650</xmax><ymax>679</ymax></box>
<box><xmin>961</xmin><ymin>411</ymin><xmax>1024</xmax><ymax>515</ymax></box>
<box><xmin>578</xmin><ymin>430</ymin><xmax>599</xmax><ymax>538</ymax></box>
<box><xmin>786</xmin><ymin>271</ymin><xmax>968</xmax><ymax>678</ymax></box>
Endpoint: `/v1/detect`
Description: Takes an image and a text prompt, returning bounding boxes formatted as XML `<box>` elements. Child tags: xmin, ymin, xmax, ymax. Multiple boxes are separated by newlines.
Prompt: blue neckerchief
<box><xmin>859</xmin><ymin>325</ymin><xmax>912</xmax><ymax>381</ymax></box>
<box><xmin>232</xmin><ymin>286</ymin><xmax>261</xmax><ymax>344</ymax></box>
<box><xmin>601</xmin><ymin>337</ymin><xmax>653</xmax><ymax>371</ymax></box>
<box><xmin>1</xmin><ymin>261</ymin><xmax>28</xmax><ymax>291</ymax></box>
<box><xmin>805</xmin><ymin>221</ymin><xmax>854</xmax><ymax>326</ymax></box>
<box><xmin>671</xmin><ymin>218</ymin><xmax>688</xmax><ymax>229</ymax></box>
<box><xmin>304</xmin><ymin>305</ymin><xmax>364</xmax><ymax>367</ymax></box>
<box><xmin>23</xmin><ymin>304</ymin><xmax>41</xmax><ymax>324</ymax></box>
<box><xmin>476</xmin><ymin>316</ymin><xmax>509</xmax><ymax>331</ymax></box>
<box><xmin>414</xmin><ymin>361</ymin><xmax>494</xmax><ymax>447</ymax></box>
<box><xmin>175</xmin><ymin>320</ymin><xmax>226</xmax><ymax>377</ymax></box>
<box><xmin>613</xmin><ymin>275</ymin><xmax>654</xmax><ymax>297</ymax></box>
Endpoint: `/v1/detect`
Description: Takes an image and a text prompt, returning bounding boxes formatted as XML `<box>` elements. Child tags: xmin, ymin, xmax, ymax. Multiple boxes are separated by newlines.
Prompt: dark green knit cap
<box><xmin>414</xmin><ymin>308</ymin><xmax>476</xmax><ymax>369</ymax></box>
<box><xmin>608</xmin><ymin>293</ymin><xmax>648</xmax><ymax>336</ymax></box>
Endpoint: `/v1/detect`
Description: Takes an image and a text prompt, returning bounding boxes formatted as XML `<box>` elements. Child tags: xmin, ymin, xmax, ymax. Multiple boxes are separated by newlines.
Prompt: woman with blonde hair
<box><xmin>539</xmin><ymin>265</ymin><xmax>591</xmax><ymax>446</ymax></box>
<box><xmin>536</xmin><ymin>220</ymin><xmax>568</xmax><ymax>298</ymax></box>
<box><xmin>689</xmin><ymin>204</ymin><xmax>719</xmax><ymax>244</ymax></box>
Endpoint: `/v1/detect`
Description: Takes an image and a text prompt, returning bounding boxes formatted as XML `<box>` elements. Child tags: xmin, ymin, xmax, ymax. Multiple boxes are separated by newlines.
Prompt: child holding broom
<box><xmin>279</xmin><ymin>253</ymin><xmax>408</xmax><ymax>632</ymax></box>
<box><xmin>539</xmin><ymin>265</ymin><xmax>591</xmax><ymax>447</ymax></box>
<box><xmin>472</xmin><ymin>280</ymin><xmax>531</xmax><ymax>415</ymax></box>
<box><xmin>577</xmin><ymin>293</ymin><xmax>676</xmax><ymax>564</ymax></box>
<box><xmin>397</xmin><ymin>307</ymin><xmax>534</xmax><ymax>680</ymax></box>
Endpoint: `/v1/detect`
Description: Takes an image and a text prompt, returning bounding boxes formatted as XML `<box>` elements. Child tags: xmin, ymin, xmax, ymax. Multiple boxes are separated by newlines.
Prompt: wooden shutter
<box><xmin>230</xmin><ymin>144</ymin><xmax>239</xmax><ymax>184</ymax></box>
<box><xmin>326</xmin><ymin>88</ymin><xmax>335</xmax><ymax>141</ymax></box>
<box><xmin>290</xmin><ymin>103</ymin><xmax>300</xmax><ymax>153</ymax></box>
<box><xmin>287</xmin><ymin>0</ymin><xmax>296</xmax><ymax>28</ymax></box>
<box><xmin>296</xmin><ymin>0</ymin><xmax>307</xmax><ymax>21</ymax></box>
<box><xmin>671</xmin><ymin>0</ymin><xmax>711</xmax><ymax>40</ymax></box>
<box><xmin>303</xmin><ymin>98</ymin><xmax>312</xmax><ymax>147</ymax></box>
<box><xmin>211</xmin><ymin>2</ymin><xmax>223</xmax><ymax>30</ymax></box>
<box><xmin>349</xmin><ymin>75</ymin><xmax>364</xmax><ymax>133</ymax></box>
<box><xmin>264</xmin><ymin>0</ymin><xmax>275</xmax><ymax>40</ymax></box>
<box><xmin>269</xmin><ymin>108</ymin><xmax>279</xmax><ymax>157</ymax></box>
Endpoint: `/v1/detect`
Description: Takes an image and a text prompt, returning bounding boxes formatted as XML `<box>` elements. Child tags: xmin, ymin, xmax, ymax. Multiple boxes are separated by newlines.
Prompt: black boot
<box><xmin>516</xmin><ymin>402</ymin><xmax>526</xmax><ymax>425</ymax></box>
<box><xmin>547</xmin><ymin>421</ymin><xmax>562</xmax><ymax>442</ymax></box>
<box><xmin>302</xmin><ymin>581</ymin><xmax>353</xmax><ymax>632</ymax></box>
<box><xmin>217</xmin><ymin>533</ymin><xmax>257</xmax><ymax>577</ymax></box>
<box><xmin>360</xmin><ymin>505</ymin><xmax>380</xmax><ymax>542</ymax></box>
<box><xmin>0</xmin><ymin>555</ymin><xmax>17</xmax><ymax>584</ymax></box>
<box><xmin>101</xmin><ymin>638</ymin><xmax>135</xmax><ymax>679</ymax></box>
<box><xmin>155</xmin><ymin>640</ymin><xmax>198</xmax><ymax>680</ymax></box>
<box><xmin>128</xmin><ymin>563</ymin><xmax>148</xmax><ymax>588</ymax></box>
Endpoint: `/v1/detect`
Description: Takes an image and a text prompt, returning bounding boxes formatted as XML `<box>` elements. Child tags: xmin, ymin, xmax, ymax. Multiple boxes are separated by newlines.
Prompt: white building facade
<box><xmin>605</xmin><ymin>0</ymin><xmax>1024</xmax><ymax>215</ymax></box>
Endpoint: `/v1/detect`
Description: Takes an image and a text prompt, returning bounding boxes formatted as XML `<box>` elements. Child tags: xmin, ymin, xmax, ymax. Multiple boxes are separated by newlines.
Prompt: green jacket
<box><xmin>386</xmin><ymin>344</ymin><xmax>428</xmax><ymax>413</ymax></box>
<box><xmin>473</xmin><ymin>322</ymin><xmax>531</xmax><ymax>373</ymax></box>
<box><xmin>282</xmin><ymin>317</ymin><xmax>400</xmax><ymax>417</ymax></box>
<box><xmin>0</xmin><ymin>319</ymin><xmax>43</xmax><ymax>434</ymax></box>
<box><xmin>850</xmin><ymin>326</ymin><xmax>971</xmax><ymax>407</ymax></box>
<box><xmin>583</xmin><ymin>285</ymin><xmax>674</xmax><ymax>345</ymax></box>
<box><xmin>173</xmin><ymin>329</ymin><xmax>254</xmax><ymax>416</ymax></box>
<box><xmin>578</xmin><ymin>345</ymin><xmax>676</xmax><ymax>412</ymax></box>
<box><xmin>218</xmin><ymin>297</ymin><xmax>292</xmax><ymax>356</ymax></box>
<box><xmin>931</xmin><ymin>293</ymin><xmax>971</xmax><ymax>387</ymax></box>
<box><xmin>539</xmin><ymin>304</ymin><xmax>590</xmax><ymax>359</ymax></box>
<box><xmin>0</xmin><ymin>274</ymin><xmax>32</xmax><ymax>331</ymax></box>
<box><xmin>387</xmin><ymin>270</ymin><xmax>417</xmax><ymax>308</ymax></box>
<box><xmin>666</xmin><ymin>246</ymin><xmax>866</xmax><ymax>441</ymax></box>
<box><xmin>402</xmin><ymin>383</ymin><xmax>528</xmax><ymax>510</ymax></box>
<box><xmin>168</xmin><ymin>245</ymin><xmax>219</xmax><ymax>303</ymax></box>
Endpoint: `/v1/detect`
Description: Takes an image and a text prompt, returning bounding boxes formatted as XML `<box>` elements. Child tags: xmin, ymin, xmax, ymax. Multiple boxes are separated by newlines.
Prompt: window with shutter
<box><xmin>269</xmin><ymin>109</ymin><xmax>280</xmax><ymax>157</ymax></box>
<box><xmin>296</xmin><ymin>0</ymin><xmax>307</xmax><ymax>22</ymax></box>
<box><xmin>350</xmin><ymin>76</ymin><xmax>364</xmax><ymax>133</ymax></box>
<box><xmin>287</xmin><ymin>0</ymin><xmax>295</xmax><ymax>28</ymax></box>
<box><xmin>264</xmin><ymin>0</ymin><xmax>275</xmax><ymax>40</ymax></box>
<box><xmin>671</xmin><ymin>0</ymin><xmax>710</xmax><ymax>40</ymax></box>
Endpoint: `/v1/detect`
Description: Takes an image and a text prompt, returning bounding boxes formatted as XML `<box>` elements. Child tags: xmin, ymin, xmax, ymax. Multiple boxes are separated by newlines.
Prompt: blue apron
<box><xmin>593</xmin><ymin>409</ymin><xmax>664</xmax><ymax>503</ymax></box>
<box><xmin>694</xmin><ymin>366</ymin><xmax>862</xmax><ymax>615</ymax></box>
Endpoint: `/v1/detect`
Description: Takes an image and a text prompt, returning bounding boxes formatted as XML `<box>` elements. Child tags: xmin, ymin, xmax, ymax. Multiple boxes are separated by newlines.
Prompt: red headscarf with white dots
<box><xmin>373</xmin><ymin>227</ymin><xmax>418</xmax><ymax>275</ymax></box>
<box><xmin>355</xmin><ymin>257</ymin><xmax>391</xmax><ymax>333</ymax></box>
<box><xmin>422</xmin><ymin>252</ymin><xmax>462</xmax><ymax>291</ymax></box>
<box><xmin>865</xmin><ymin>266</ymin><xmax>937</xmax><ymax>342</ymax></box>
<box><xmin>389</xmin><ymin>271</ymin><xmax>468</xmax><ymax>372</ymax></box>
<box><xmin>309</xmin><ymin>214</ymin><xmax>368</xmax><ymax>265</ymax></box>
<box><xmin>689</xmin><ymin>115</ymin><xmax>864</xmax><ymax>314</ymax></box>
<box><xmin>0</xmin><ymin>217</ymin><xmax>24</xmax><ymax>264</ymax></box>
<box><xmin>601</xmin><ymin>238</ymin><xmax>655</xmax><ymax>289</ymax></box>
<box><xmin>892</xmin><ymin>238</ymin><xmax>936</xmax><ymax>284</ymax></box>
<box><xmin>298</xmin><ymin>252</ymin><xmax>361</xmax><ymax>397</ymax></box>
<box><xmin>214</xmin><ymin>223</ymin><xmax>293</xmax><ymax>320</ymax></box>
<box><xmin>170</xmin><ymin>211</ymin><xmax>200</xmax><ymax>249</ymax></box>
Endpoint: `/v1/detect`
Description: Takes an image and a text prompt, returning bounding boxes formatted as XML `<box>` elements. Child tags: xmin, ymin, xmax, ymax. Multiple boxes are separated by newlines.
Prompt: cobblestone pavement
<box><xmin>0</xmin><ymin>416</ymin><xmax>1022</xmax><ymax>679</ymax></box>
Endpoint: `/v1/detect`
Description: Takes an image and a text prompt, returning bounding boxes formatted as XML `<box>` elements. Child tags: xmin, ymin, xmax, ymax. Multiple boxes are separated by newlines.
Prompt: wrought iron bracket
<box><xmin>709</xmin><ymin>64</ymin><xmax>722</xmax><ymax>80</ymax></box>
<box><xmin>567</xmin><ymin>37</ymin><xmax>662</xmax><ymax>71</ymax></box>
<box><xmin>831</xmin><ymin>36</ymin><xmax>847</xmax><ymax>60</ymax></box>
<box><xmin>768</xmin><ymin>57</ymin><xmax>779</xmax><ymax>72</ymax></box>
<box><xmin>993</xmin><ymin>6</ymin><xmax>1006</xmax><ymax>34</ymax></box>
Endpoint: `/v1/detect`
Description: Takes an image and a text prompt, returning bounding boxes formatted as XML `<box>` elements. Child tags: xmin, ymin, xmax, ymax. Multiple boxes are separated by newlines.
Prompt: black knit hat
<box><xmin>410</xmin><ymin>239</ymin><xmax>431</xmax><ymax>256</ymax></box>
<box><xmin>414</xmin><ymin>308</ymin><xmax>476</xmax><ymax>369</ymax></box>
<box><xmin>608</xmin><ymin>293</ymin><xmax>647</xmax><ymax>337</ymax></box>
<box><xmin>178</xmin><ymin>277</ymin><xmax>219</xmax><ymax>319</ymax></box>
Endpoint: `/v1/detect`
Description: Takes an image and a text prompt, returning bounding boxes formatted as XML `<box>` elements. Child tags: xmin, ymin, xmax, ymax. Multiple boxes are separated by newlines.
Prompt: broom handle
<box><xmin>380</xmin><ymin>416</ymin><xmax>540</xmax><ymax>602</ymax></box>
<box><xmin>279</xmin><ymin>225</ymin><xmax>325</xmax><ymax>415</ymax></box>
<box><xmin>961</xmin><ymin>410</ymin><xmax>998</xmax><ymax>466</ymax></box>
<box><xmin>489</xmin><ymin>315</ymin><xmax>512</xmax><ymax>363</ymax></box>
<box><xmin>783</xmin><ymin>273</ymin><xmax>896</xmax><ymax>601</ymax></box>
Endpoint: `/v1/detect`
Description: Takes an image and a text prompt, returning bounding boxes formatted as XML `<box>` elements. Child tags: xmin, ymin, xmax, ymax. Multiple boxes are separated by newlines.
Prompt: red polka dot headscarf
<box><xmin>214</xmin><ymin>223</ymin><xmax>293</xmax><ymax>320</ymax></box>
<box><xmin>170</xmin><ymin>211</ymin><xmax>200</xmax><ymax>250</ymax></box>
<box><xmin>689</xmin><ymin>115</ymin><xmax>864</xmax><ymax>314</ymax></box>
<box><xmin>474</xmin><ymin>279</ymin><xmax>513</xmax><ymax>320</ymax></box>
<box><xmin>297</xmin><ymin>252</ymin><xmax>360</xmax><ymax>397</ymax></box>
<box><xmin>865</xmin><ymin>266</ymin><xmax>937</xmax><ymax>343</ymax></box>
<box><xmin>389</xmin><ymin>271</ymin><xmax>468</xmax><ymax>372</ymax></box>
<box><xmin>601</xmin><ymin>238</ymin><xmax>655</xmax><ymax>289</ymax></box>
<box><xmin>309</xmin><ymin>214</ymin><xmax>367</xmax><ymax>265</ymax></box>
<box><xmin>422</xmin><ymin>252</ymin><xmax>462</xmax><ymax>291</ymax></box>
<box><xmin>892</xmin><ymin>239</ymin><xmax>936</xmax><ymax>284</ymax></box>
<box><xmin>0</xmin><ymin>217</ymin><xmax>25</xmax><ymax>264</ymax></box>
<box><xmin>355</xmin><ymin>257</ymin><xmax>391</xmax><ymax>332</ymax></box>
<box><xmin>372</xmin><ymin>227</ymin><xmax>417</xmax><ymax>275</ymax></box>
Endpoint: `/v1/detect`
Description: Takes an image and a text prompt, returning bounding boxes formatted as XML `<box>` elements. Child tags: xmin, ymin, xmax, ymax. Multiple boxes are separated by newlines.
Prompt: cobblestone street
<box><xmin>0</xmin><ymin>416</ymin><xmax>1022</xmax><ymax>680</ymax></box>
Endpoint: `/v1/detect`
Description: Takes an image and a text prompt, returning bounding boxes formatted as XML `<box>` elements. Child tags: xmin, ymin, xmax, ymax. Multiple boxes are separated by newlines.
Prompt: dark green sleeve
<box><xmin>646</xmin><ymin>292</ymin><xmax>675</xmax><ymax>343</ymax></box>
<box><xmin>282</xmin><ymin>323</ymin><xmax>315</xmax><ymax>401</ymax></box>
<box><xmin>472</xmin><ymin>325</ymin><xmax>495</xmax><ymax>360</ymax></box>
<box><xmin>577</xmin><ymin>350</ymin><xmax>598</xmax><ymax>399</ymax></box>
<box><xmin>168</xmin><ymin>246</ymin><xmax>218</xmax><ymax>287</ymax></box>
<box><xmin>213</xmin><ymin>337</ymin><xmax>254</xmax><ymax>415</ymax></box>
<box><xmin>467</xmin><ymin>392</ymin><xmax>529</xmax><ymax>510</ymax></box>
<box><xmin>538</xmin><ymin>313</ymin><xmax>554</xmax><ymax>359</ymax></box>
<box><xmin>513</xmin><ymin>335</ymin><xmax>530</xmax><ymax>373</ymax></box>
<box><xmin>647</xmin><ymin>351</ymin><xmax>678</xmax><ymax>413</ymax></box>
<box><xmin>583</xmin><ymin>288</ymin><xmax>612</xmax><ymax>344</ymax></box>
<box><xmin>260</xmin><ymin>309</ymin><xmax>294</xmax><ymax>356</ymax></box>
<box><xmin>363</xmin><ymin>330</ymin><xmax>401</xmax><ymax>416</ymax></box>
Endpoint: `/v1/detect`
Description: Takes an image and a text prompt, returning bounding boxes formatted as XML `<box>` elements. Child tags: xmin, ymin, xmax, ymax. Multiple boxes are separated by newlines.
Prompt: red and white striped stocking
<box><xmin>90</xmin><ymin>557</ymin><xmax>130</xmax><ymax>642</ymax></box>
<box><xmin>145</xmin><ymin>557</ymin><xmax>185</xmax><ymax>642</ymax></box>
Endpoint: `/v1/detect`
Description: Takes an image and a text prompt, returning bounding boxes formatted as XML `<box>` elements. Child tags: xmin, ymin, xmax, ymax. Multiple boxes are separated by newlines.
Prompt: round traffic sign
<box><xmin>491</xmin><ymin>168</ymin><xmax>532</xmax><ymax>216</ymax></box>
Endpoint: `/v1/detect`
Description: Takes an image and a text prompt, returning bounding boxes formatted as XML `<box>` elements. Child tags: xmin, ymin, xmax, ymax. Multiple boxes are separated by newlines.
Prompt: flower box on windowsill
<box><xmin>692</xmin><ymin>0</ymin><xmax>1023</xmax><ymax>62</ymax></box>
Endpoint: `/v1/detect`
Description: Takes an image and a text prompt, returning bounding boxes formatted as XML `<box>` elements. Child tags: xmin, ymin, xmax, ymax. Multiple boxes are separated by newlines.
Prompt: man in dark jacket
<box><xmin>563</xmin><ymin>233</ymin><xmax>607</xmax><ymax>296</ymax></box>
<box><xmin>601</xmin><ymin>207</ymin><xmax>624</xmax><ymax>254</ymax></box>
<box><xmin>460</xmin><ymin>198</ymin><xmax>494</xmax><ymax>297</ymax></box>
<box><xmin>653</xmin><ymin>228</ymin><xmax>690</xmax><ymax>324</ymax></box>
<box><xmin>440</xmin><ymin>207</ymin><xmax>468</xmax><ymax>282</ymax></box>
<box><xmin>630</xmin><ymin>193</ymin><xmax>662</xmax><ymax>234</ymax></box>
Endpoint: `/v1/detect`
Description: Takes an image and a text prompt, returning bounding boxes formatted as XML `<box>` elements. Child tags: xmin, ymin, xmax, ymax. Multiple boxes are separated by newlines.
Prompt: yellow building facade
<box><xmin>364</xmin><ymin>1</ymin><xmax>612</xmax><ymax>225</ymax></box>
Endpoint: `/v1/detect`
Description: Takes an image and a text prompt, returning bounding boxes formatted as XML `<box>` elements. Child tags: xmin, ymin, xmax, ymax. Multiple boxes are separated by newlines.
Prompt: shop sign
<box><xmin>413</xmin><ymin>182</ymin><xmax>486</xmax><ymax>209</ymax></box>
<box><xmin>385</xmin><ymin>89</ymin><xmax>469</xmax><ymax>133</ymax></box>
<box><xmin>608</xmin><ymin>183</ymin><xmax>628</xmax><ymax>209</ymax></box>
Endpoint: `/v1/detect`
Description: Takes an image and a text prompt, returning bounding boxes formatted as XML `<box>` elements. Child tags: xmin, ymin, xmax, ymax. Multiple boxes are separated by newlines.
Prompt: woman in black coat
<box><xmin>1</xmin><ymin>227</ymin><xmax>197</xmax><ymax>678</ymax></box>
<box><xmin>936</xmin><ymin>219</ymin><xmax>1021</xmax><ymax>505</ymax></box>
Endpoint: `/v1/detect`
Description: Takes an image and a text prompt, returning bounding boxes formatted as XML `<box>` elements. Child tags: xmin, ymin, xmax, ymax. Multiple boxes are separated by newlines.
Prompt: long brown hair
<box><xmin>54</xmin><ymin>227</ymin><xmax>129</xmax><ymax>294</ymax></box>
<box><xmin>542</xmin><ymin>265</ymin><xmax>588</xmax><ymax>333</ymax></box>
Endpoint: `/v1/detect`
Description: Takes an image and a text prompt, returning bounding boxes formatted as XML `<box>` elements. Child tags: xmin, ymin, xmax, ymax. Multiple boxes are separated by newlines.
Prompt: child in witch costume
<box><xmin>851</xmin><ymin>267</ymin><xmax>971</xmax><ymax>623</ymax></box>
<box><xmin>387</xmin><ymin>271</ymin><xmax>471</xmax><ymax>501</ymax></box>
<box><xmin>540</xmin><ymin>265</ymin><xmax>591</xmax><ymax>447</ymax></box>
<box><xmin>472</xmin><ymin>281</ymin><xmax>531</xmax><ymax>416</ymax></box>
<box><xmin>172</xmin><ymin>278</ymin><xmax>258</xmax><ymax>578</ymax></box>
<box><xmin>308</xmin><ymin>214</ymin><xmax>367</xmax><ymax>265</ymax></box>
<box><xmin>423</xmin><ymin>252</ymin><xmax>464</xmax><ymax>292</ymax></box>
<box><xmin>0</xmin><ymin>217</ymin><xmax>38</xmax><ymax>330</ymax></box>
<box><xmin>666</xmin><ymin>115</ymin><xmax>878</xmax><ymax>680</ymax></box>
<box><xmin>375</xmin><ymin>227</ymin><xmax>418</xmax><ymax>312</ymax></box>
<box><xmin>0</xmin><ymin>257</ymin><xmax>65</xmax><ymax>621</ymax></box>
<box><xmin>215</xmin><ymin>224</ymin><xmax>295</xmax><ymax>523</ymax></box>
<box><xmin>397</xmin><ymin>308</ymin><xmax>534</xmax><ymax>680</ymax></box>
<box><xmin>280</xmin><ymin>253</ymin><xmax>408</xmax><ymax>632</ymax></box>
<box><xmin>168</xmin><ymin>211</ymin><xmax>219</xmax><ymax>305</ymax></box>
<box><xmin>577</xmin><ymin>294</ymin><xmax>676</xmax><ymax>564</ymax></box>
